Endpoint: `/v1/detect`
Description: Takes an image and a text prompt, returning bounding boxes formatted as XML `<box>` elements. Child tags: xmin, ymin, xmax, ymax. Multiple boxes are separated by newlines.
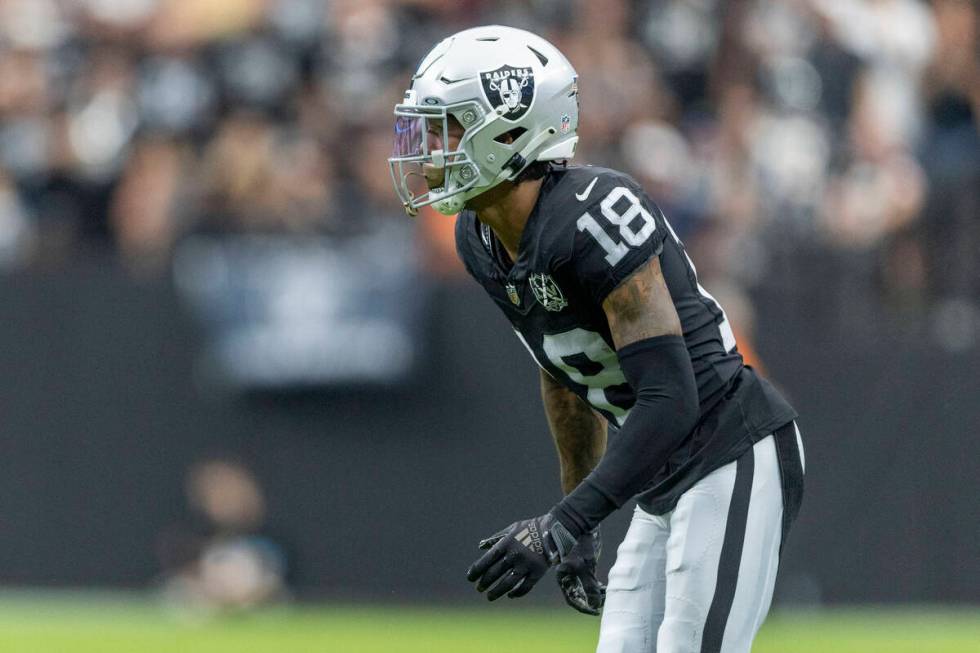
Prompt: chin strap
<box><xmin>431</xmin><ymin>122</ymin><xmax>558</xmax><ymax>215</ymax></box>
<box><xmin>503</xmin><ymin>126</ymin><xmax>558</xmax><ymax>179</ymax></box>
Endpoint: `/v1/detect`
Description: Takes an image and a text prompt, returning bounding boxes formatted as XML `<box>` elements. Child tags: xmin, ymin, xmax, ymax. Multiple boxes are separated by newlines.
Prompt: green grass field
<box><xmin>0</xmin><ymin>592</ymin><xmax>976</xmax><ymax>653</ymax></box>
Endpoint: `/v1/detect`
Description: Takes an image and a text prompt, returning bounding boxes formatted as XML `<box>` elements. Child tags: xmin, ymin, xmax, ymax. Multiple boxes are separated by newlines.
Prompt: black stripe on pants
<box><xmin>700</xmin><ymin>447</ymin><xmax>755</xmax><ymax>653</ymax></box>
<box><xmin>773</xmin><ymin>422</ymin><xmax>805</xmax><ymax>557</ymax></box>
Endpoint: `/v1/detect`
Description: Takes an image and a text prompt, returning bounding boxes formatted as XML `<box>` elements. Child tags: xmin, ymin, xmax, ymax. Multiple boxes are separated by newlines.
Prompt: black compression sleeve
<box><xmin>550</xmin><ymin>335</ymin><xmax>699</xmax><ymax>538</ymax></box>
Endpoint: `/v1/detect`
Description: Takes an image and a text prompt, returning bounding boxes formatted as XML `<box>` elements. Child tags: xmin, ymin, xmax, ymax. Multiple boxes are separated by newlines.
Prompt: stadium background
<box><xmin>0</xmin><ymin>0</ymin><xmax>977</xmax><ymax>650</ymax></box>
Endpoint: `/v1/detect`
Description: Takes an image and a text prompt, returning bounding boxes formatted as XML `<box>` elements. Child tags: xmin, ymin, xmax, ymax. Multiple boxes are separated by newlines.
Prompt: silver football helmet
<box><xmin>389</xmin><ymin>25</ymin><xmax>579</xmax><ymax>216</ymax></box>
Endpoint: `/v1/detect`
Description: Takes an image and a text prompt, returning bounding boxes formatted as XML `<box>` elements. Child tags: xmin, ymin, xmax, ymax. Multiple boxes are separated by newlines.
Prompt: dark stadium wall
<box><xmin>0</xmin><ymin>265</ymin><xmax>977</xmax><ymax>605</ymax></box>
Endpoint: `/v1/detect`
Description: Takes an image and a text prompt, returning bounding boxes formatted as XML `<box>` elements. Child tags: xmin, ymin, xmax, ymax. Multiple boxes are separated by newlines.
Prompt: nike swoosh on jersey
<box><xmin>576</xmin><ymin>177</ymin><xmax>598</xmax><ymax>201</ymax></box>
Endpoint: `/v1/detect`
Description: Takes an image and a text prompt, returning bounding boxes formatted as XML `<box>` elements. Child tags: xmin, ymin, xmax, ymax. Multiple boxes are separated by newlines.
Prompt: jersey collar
<box><xmin>478</xmin><ymin>168</ymin><xmax>556</xmax><ymax>283</ymax></box>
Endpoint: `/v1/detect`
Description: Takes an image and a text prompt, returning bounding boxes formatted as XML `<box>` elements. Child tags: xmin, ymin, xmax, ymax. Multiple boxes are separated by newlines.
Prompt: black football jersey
<box><xmin>456</xmin><ymin>164</ymin><xmax>797</xmax><ymax>513</ymax></box>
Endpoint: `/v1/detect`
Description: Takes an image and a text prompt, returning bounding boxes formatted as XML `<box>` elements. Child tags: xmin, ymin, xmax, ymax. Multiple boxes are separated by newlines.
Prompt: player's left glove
<box><xmin>467</xmin><ymin>513</ymin><xmax>578</xmax><ymax>601</ymax></box>
<box><xmin>555</xmin><ymin>528</ymin><xmax>605</xmax><ymax>615</ymax></box>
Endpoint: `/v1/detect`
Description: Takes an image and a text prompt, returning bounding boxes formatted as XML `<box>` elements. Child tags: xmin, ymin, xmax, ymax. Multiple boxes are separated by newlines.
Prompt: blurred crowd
<box><xmin>0</xmin><ymin>0</ymin><xmax>976</xmax><ymax>331</ymax></box>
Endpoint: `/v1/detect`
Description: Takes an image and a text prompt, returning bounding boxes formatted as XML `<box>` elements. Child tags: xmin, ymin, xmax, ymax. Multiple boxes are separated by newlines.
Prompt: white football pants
<box><xmin>596</xmin><ymin>424</ymin><xmax>805</xmax><ymax>653</ymax></box>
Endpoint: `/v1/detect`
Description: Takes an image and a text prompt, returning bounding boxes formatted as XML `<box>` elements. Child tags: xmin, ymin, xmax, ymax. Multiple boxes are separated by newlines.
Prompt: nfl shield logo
<box><xmin>506</xmin><ymin>283</ymin><xmax>520</xmax><ymax>306</ymax></box>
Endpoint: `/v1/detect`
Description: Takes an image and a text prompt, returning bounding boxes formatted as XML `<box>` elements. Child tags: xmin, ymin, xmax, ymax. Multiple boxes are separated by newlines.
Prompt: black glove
<box><xmin>466</xmin><ymin>513</ymin><xmax>578</xmax><ymax>601</ymax></box>
<box><xmin>555</xmin><ymin>527</ymin><xmax>605</xmax><ymax>615</ymax></box>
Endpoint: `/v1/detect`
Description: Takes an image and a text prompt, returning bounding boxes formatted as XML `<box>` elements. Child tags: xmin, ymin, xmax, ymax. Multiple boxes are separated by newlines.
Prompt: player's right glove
<box><xmin>555</xmin><ymin>527</ymin><xmax>605</xmax><ymax>615</ymax></box>
<box><xmin>467</xmin><ymin>513</ymin><xmax>577</xmax><ymax>601</ymax></box>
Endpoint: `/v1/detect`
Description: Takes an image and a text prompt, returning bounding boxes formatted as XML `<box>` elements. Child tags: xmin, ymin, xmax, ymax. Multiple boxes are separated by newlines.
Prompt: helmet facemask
<box><xmin>388</xmin><ymin>95</ymin><xmax>552</xmax><ymax>216</ymax></box>
<box><xmin>389</xmin><ymin>100</ymin><xmax>487</xmax><ymax>216</ymax></box>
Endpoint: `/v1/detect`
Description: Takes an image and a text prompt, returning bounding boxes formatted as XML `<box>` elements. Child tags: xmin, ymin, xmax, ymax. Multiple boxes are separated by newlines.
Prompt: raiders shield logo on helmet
<box><xmin>529</xmin><ymin>273</ymin><xmax>567</xmax><ymax>312</ymax></box>
<box><xmin>480</xmin><ymin>65</ymin><xmax>535</xmax><ymax>121</ymax></box>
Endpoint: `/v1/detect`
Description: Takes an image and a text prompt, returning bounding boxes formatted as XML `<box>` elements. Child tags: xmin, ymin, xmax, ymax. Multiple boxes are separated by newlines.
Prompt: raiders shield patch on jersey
<box><xmin>529</xmin><ymin>273</ymin><xmax>567</xmax><ymax>312</ymax></box>
<box><xmin>480</xmin><ymin>65</ymin><xmax>534</xmax><ymax>121</ymax></box>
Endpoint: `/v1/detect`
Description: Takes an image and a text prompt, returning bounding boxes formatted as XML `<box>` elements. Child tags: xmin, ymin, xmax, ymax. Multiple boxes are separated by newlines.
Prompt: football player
<box><xmin>388</xmin><ymin>26</ymin><xmax>805</xmax><ymax>653</ymax></box>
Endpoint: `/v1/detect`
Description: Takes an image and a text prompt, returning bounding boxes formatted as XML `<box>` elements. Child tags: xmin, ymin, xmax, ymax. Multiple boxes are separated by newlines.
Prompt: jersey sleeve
<box><xmin>567</xmin><ymin>173</ymin><xmax>667</xmax><ymax>305</ymax></box>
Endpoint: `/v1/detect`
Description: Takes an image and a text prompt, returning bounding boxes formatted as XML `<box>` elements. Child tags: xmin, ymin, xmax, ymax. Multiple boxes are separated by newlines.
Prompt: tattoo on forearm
<box><xmin>540</xmin><ymin>371</ymin><xmax>607</xmax><ymax>494</ymax></box>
